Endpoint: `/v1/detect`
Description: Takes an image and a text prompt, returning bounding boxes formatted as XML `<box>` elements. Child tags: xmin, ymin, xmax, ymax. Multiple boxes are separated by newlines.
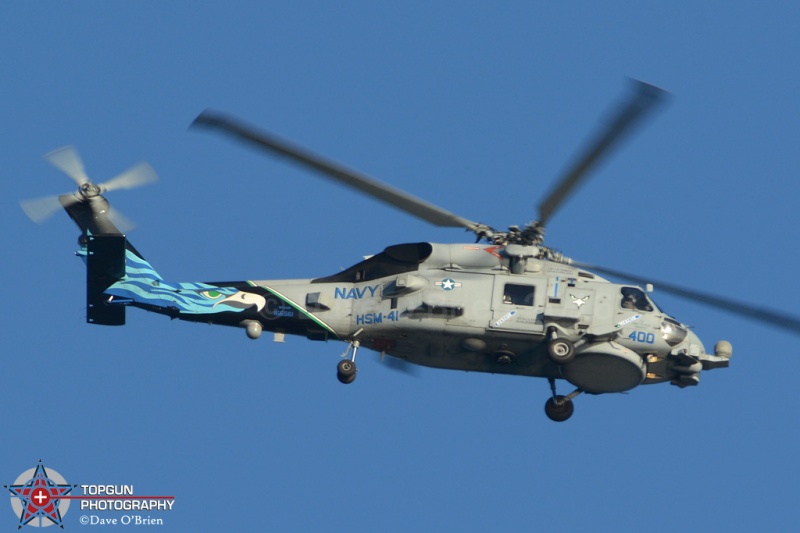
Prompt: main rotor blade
<box><xmin>44</xmin><ymin>145</ymin><xmax>91</xmax><ymax>186</ymax></box>
<box><xmin>192</xmin><ymin>110</ymin><xmax>485</xmax><ymax>232</ymax></box>
<box><xmin>101</xmin><ymin>162</ymin><xmax>159</xmax><ymax>192</ymax></box>
<box><xmin>380</xmin><ymin>354</ymin><xmax>421</xmax><ymax>377</ymax></box>
<box><xmin>574</xmin><ymin>261</ymin><xmax>800</xmax><ymax>335</ymax></box>
<box><xmin>538</xmin><ymin>80</ymin><xmax>667</xmax><ymax>226</ymax></box>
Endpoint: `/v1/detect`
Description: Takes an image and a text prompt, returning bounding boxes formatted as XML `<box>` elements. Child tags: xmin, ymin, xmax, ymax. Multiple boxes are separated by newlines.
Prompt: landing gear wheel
<box><xmin>544</xmin><ymin>395</ymin><xmax>574</xmax><ymax>422</ymax></box>
<box><xmin>337</xmin><ymin>359</ymin><xmax>356</xmax><ymax>384</ymax></box>
<box><xmin>547</xmin><ymin>338</ymin><xmax>575</xmax><ymax>365</ymax></box>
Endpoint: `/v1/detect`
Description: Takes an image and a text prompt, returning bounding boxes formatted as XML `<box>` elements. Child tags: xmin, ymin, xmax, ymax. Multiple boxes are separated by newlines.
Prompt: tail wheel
<box><xmin>547</xmin><ymin>338</ymin><xmax>575</xmax><ymax>365</ymax></box>
<box><xmin>337</xmin><ymin>359</ymin><xmax>357</xmax><ymax>384</ymax></box>
<box><xmin>544</xmin><ymin>395</ymin><xmax>574</xmax><ymax>422</ymax></box>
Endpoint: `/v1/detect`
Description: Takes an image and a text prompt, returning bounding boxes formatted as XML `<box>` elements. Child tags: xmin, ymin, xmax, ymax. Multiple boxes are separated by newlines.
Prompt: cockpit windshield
<box><xmin>619</xmin><ymin>287</ymin><xmax>657</xmax><ymax>312</ymax></box>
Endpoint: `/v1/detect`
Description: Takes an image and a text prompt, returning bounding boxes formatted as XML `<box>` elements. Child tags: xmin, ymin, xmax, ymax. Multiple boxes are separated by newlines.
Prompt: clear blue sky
<box><xmin>3</xmin><ymin>2</ymin><xmax>799</xmax><ymax>531</ymax></box>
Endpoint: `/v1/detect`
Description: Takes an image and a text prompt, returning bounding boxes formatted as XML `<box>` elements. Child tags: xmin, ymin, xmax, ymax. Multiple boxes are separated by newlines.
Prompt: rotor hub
<box><xmin>79</xmin><ymin>182</ymin><xmax>102</xmax><ymax>199</ymax></box>
<box><xmin>484</xmin><ymin>221</ymin><xmax>545</xmax><ymax>246</ymax></box>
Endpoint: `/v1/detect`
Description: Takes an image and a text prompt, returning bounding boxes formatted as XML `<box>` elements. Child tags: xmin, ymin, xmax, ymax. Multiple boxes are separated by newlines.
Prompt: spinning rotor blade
<box><xmin>24</xmin><ymin>146</ymin><xmax>158</xmax><ymax>228</ymax></box>
<box><xmin>101</xmin><ymin>162</ymin><xmax>159</xmax><ymax>192</ymax></box>
<box><xmin>380</xmin><ymin>354</ymin><xmax>421</xmax><ymax>377</ymax></box>
<box><xmin>106</xmin><ymin>206</ymin><xmax>136</xmax><ymax>233</ymax></box>
<box><xmin>574</xmin><ymin>262</ymin><xmax>800</xmax><ymax>335</ymax></box>
<box><xmin>192</xmin><ymin>110</ymin><xmax>485</xmax><ymax>233</ymax></box>
<box><xmin>538</xmin><ymin>80</ymin><xmax>667</xmax><ymax>227</ymax></box>
<box><xmin>20</xmin><ymin>194</ymin><xmax>76</xmax><ymax>223</ymax></box>
<box><xmin>44</xmin><ymin>145</ymin><xmax>91</xmax><ymax>185</ymax></box>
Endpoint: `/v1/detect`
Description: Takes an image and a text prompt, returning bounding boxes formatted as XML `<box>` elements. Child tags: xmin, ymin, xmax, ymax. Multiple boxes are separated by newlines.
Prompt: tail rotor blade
<box><xmin>101</xmin><ymin>162</ymin><xmax>159</xmax><ymax>192</ymax></box>
<box><xmin>26</xmin><ymin>146</ymin><xmax>157</xmax><ymax>230</ymax></box>
<box><xmin>106</xmin><ymin>206</ymin><xmax>136</xmax><ymax>233</ymax></box>
<box><xmin>44</xmin><ymin>145</ymin><xmax>91</xmax><ymax>186</ymax></box>
<box><xmin>20</xmin><ymin>194</ymin><xmax>75</xmax><ymax>223</ymax></box>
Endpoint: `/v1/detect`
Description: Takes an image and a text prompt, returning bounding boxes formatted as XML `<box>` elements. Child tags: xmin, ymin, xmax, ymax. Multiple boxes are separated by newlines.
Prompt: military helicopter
<box><xmin>22</xmin><ymin>81</ymin><xmax>800</xmax><ymax>422</ymax></box>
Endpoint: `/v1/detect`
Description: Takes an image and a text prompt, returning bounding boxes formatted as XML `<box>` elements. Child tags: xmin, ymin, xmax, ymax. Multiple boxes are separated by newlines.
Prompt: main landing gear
<box><xmin>337</xmin><ymin>359</ymin><xmax>356</xmax><ymax>384</ymax></box>
<box><xmin>337</xmin><ymin>334</ymin><xmax>361</xmax><ymax>384</ymax></box>
<box><xmin>545</xmin><ymin>378</ymin><xmax>583</xmax><ymax>422</ymax></box>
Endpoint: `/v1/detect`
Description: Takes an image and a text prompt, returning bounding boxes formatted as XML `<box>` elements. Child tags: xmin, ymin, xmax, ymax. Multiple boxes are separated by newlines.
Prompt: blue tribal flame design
<box><xmin>105</xmin><ymin>250</ymin><xmax>266</xmax><ymax>315</ymax></box>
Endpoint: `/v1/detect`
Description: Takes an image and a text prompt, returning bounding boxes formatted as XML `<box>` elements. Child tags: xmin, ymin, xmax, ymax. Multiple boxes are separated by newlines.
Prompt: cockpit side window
<box><xmin>503</xmin><ymin>284</ymin><xmax>535</xmax><ymax>306</ymax></box>
<box><xmin>620</xmin><ymin>287</ymin><xmax>653</xmax><ymax>312</ymax></box>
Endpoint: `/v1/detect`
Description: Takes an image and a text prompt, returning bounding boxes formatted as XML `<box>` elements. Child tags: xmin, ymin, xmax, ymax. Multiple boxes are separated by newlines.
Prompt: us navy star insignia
<box><xmin>435</xmin><ymin>278</ymin><xmax>462</xmax><ymax>291</ymax></box>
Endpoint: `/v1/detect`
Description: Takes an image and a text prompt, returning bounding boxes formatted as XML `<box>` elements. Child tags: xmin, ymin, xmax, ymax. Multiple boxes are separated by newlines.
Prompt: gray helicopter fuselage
<box><xmin>245</xmin><ymin>242</ymin><xmax>724</xmax><ymax>394</ymax></box>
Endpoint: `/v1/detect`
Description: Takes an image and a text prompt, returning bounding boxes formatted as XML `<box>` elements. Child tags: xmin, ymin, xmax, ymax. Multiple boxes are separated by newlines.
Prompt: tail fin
<box><xmin>82</xmin><ymin>234</ymin><xmax>166</xmax><ymax>325</ymax></box>
<box><xmin>63</xmin><ymin>194</ymin><xmax>165</xmax><ymax>325</ymax></box>
<box><xmin>63</xmin><ymin>193</ymin><xmax>255</xmax><ymax>326</ymax></box>
<box><xmin>85</xmin><ymin>234</ymin><xmax>127</xmax><ymax>325</ymax></box>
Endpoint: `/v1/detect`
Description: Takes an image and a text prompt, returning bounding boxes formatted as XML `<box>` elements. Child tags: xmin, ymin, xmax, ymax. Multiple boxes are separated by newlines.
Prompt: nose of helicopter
<box><xmin>675</xmin><ymin>327</ymin><xmax>733</xmax><ymax>373</ymax></box>
<box><xmin>683</xmin><ymin>329</ymin><xmax>707</xmax><ymax>357</ymax></box>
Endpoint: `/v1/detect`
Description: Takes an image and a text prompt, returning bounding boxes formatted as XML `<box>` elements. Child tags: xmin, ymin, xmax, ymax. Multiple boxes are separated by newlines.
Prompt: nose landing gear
<box><xmin>544</xmin><ymin>378</ymin><xmax>583</xmax><ymax>422</ymax></box>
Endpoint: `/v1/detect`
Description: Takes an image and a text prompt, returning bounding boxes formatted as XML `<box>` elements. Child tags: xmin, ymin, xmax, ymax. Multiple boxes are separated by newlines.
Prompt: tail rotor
<box><xmin>20</xmin><ymin>145</ymin><xmax>159</xmax><ymax>230</ymax></box>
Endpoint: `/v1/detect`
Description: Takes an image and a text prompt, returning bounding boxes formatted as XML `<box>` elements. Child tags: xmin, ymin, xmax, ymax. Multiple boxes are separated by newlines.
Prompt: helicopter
<box><xmin>22</xmin><ymin>80</ymin><xmax>800</xmax><ymax>422</ymax></box>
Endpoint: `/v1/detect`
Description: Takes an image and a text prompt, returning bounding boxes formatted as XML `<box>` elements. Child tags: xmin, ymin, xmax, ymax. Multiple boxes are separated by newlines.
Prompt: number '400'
<box><xmin>628</xmin><ymin>331</ymin><xmax>655</xmax><ymax>344</ymax></box>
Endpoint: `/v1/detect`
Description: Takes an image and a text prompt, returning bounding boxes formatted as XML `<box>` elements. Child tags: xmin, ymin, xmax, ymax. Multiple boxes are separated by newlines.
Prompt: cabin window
<box><xmin>503</xmin><ymin>284</ymin><xmax>535</xmax><ymax>306</ymax></box>
<box><xmin>620</xmin><ymin>287</ymin><xmax>653</xmax><ymax>312</ymax></box>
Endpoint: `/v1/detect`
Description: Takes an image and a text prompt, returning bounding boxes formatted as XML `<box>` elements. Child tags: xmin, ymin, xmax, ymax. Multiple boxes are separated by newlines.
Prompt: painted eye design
<box><xmin>201</xmin><ymin>290</ymin><xmax>223</xmax><ymax>299</ymax></box>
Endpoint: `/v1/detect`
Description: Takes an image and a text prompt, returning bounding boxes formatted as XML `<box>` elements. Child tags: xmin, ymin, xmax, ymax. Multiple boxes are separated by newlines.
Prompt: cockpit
<box><xmin>620</xmin><ymin>286</ymin><xmax>656</xmax><ymax>312</ymax></box>
<box><xmin>619</xmin><ymin>287</ymin><xmax>689</xmax><ymax>346</ymax></box>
